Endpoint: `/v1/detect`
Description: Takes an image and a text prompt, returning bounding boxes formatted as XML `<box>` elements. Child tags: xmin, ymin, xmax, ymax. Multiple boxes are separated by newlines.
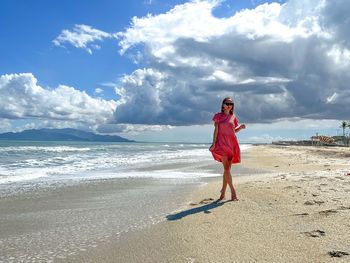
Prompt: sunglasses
<box><xmin>223</xmin><ymin>102</ymin><xmax>233</xmax><ymax>106</ymax></box>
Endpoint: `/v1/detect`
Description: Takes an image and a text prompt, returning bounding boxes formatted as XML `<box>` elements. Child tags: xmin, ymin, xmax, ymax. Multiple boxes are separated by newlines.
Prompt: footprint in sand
<box><xmin>314</xmin><ymin>200</ymin><xmax>325</xmax><ymax>205</ymax></box>
<box><xmin>189</xmin><ymin>198</ymin><xmax>215</xmax><ymax>206</ymax></box>
<box><xmin>328</xmin><ymin>251</ymin><xmax>349</xmax><ymax>258</ymax></box>
<box><xmin>304</xmin><ymin>200</ymin><xmax>325</xmax><ymax>206</ymax></box>
<box><xmin>293</xmin><ymin>212</ymin><xmax>309</xmax><ymax>217</ymax></box>
<box><xmin>318</xmin><ymin>209</ymin><xmax>338</xmax><ymax>216</ymax></box>
<box><xmin>338</xmin><ymin>206</ymin><xmax>350</xmax><ymax>211</ymax></box>
<box><xmin>199</xmin><ymin>198</ymin><xmax>215</xmax><ymax>204</ymax></box>
<box><xmin>303</xmin><ymin>229</ymin><xmax>326</xmax><ymax>238</ymax></box>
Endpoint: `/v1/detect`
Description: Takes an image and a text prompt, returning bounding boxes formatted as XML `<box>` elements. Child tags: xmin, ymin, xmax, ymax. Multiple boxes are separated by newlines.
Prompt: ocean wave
<box><xmin>0</xmin><ymin>146</ymin><xmax>92</xmax><ymax>153</ymax></box>
<box><xmin>0</xmin><ymin>143</ymin><xmax>252</xmax><ymax>184</ymax></box>
<box><xmin>0</xmin><ymin>168</ymin><xmax>49</xmax><ymax>184</ymax></box>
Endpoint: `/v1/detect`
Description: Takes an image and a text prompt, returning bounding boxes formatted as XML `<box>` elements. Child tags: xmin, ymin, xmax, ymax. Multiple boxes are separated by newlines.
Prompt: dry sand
<box><xmin>74</xmin><ymin>145</ymin><xmax>350</xmax><ymax>263</ymax></box>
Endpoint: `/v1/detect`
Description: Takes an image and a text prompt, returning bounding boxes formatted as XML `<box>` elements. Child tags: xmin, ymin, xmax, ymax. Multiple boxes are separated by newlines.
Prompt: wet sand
<box><xmin>0</xmin><ymin>178</ymin><xmax>200</xmax><ymax>263</ymax></box>
<box><xmin>72</xmin><ymin>145</ymin><xmax>350</xmax><ymax>263</ymax></box>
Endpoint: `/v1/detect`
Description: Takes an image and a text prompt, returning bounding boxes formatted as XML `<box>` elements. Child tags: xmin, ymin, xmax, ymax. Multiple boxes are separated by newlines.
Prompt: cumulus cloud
<box><xmin>112</xmin><ymin>0</ymin><xmax>350</xmax><ymax>126</ymax></box>
<box><xmin>115</xmin><ymin>68</ymin><xmax>217</xmax><ymax>125</ymax></box>
<box><xmin>0</xmin><ymin>73</ymin><xmax>117</xmax><ymax>127</ymax></box>
<box><xmin>321</xmin><ymin>0</ymin><xmax>350</xmax><ymax>48</ymax></box>
<box><xmin>53</xmin><ymin>24</ymin><xmax>116</xmax><ymax>54</ymax></box>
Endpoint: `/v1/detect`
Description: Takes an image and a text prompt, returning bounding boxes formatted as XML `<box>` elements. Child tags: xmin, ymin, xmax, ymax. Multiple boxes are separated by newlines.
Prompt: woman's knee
<box><xmin>223</xmin><ymin>165</ymin><xmax>231</xmax><ymax>172</ymax></box>
<box><xmin>222</xmin><ymin>158</ymin><xmax>231</xmax><ymax>170</ymax></box>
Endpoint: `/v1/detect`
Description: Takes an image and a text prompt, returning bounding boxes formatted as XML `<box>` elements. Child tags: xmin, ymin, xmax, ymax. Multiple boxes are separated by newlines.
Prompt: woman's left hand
<box><xmin>240</xmin><ymin>124</ymin><xmax>246</xmax><ymax>129</ymax></box>
<box><xmin>209</xmin><ymin>143</ymin><xmax>215</xmax><ymax>151</ymax></box>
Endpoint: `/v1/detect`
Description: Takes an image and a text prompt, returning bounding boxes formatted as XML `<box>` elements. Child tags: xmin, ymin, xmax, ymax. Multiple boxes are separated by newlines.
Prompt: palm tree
<box><xmin>340</xmin><ymin>121</ymin><xmax>349</xmax><ymax>146</ymax></box>
<box><xmin>340</xmin><ymin>121</ymin><xmax>347</xmax><ymax>137</ymax></box>
<box><xmin>347</xmin><ymin>122</ymin><xmax>350</xmax><ymax>146</ymax></box>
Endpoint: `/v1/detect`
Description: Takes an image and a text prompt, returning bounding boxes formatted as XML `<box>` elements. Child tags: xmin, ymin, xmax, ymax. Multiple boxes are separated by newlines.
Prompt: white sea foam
<box><xmin>0</xmin><ymin>167</ymin><xmax>49</xmax><ymax>184</ymax></box>
<box><xmin>0</xmin><ymin>142</ymin><xmax>252</xmax><ymax>184</ymax></box>
<box><xmin>0</xmin><ymin>146</ymin><xmax>91</xmax><ymax>153</ymax></box>
<box><xmin>240</xmin><ymin>144</ymin><xmax>252</xmax><ymax>151</ymax></box>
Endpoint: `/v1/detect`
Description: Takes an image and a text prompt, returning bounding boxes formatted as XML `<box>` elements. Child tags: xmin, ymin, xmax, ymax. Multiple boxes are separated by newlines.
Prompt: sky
<box><xmin>0</xmin><ymin>0</ymin><xmax>349</xmax><ymax>143</ymax></box>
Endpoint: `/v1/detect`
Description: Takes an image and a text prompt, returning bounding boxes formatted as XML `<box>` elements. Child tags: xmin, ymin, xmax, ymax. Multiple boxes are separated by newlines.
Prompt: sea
<box><xmin>0</xmin><ymin>140</ymin><xmax>251</xmax><ymax>262</ymax></box>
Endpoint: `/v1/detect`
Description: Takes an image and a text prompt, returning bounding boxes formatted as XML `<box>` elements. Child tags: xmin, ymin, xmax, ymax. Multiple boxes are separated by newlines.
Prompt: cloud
<box><xmin>143</xmin><ymin>0</ymin><xmax>155</xmax><ymax>5</ymax></box>
<box><xmin>53</xmin><ymin>24</ymin><xmax>116</xmax><ymax>54</ymax></box>
<box><xmin>0</xmin><ymin>118</ymin><xmax>11</xmax><ymax>132</ymax></box>
<box><xmin>0</xmin><ymin>73</ymin><xmax>117</xmax><ymax>127</ymax></box>
<box><xmin>94</xmin><ymin>88</ymin><xmax>103</xmax><ymax>94</ymax></box>
<box><xmin>112</xmin><ymin>0</ymin><xmax>350</xmax><ymax>126</ymax></box>
<box><xmin>96</xmin><ymin>123</ymin><xmax>172</xmax><ymax>135</ymax></box>
<box><xmin>243</xmin><ymin>134</ymin><xmax>294</xmax><ymax>143</ymax></box>
<box><xmin>321</xmin><ymin>0</ymin><xmax>350</xmax><ymax>48</ymax></box>
<box><xmin>115</xmin><ymin>68</ymin><xmax>218</xmax><ymax>125</ymax></box>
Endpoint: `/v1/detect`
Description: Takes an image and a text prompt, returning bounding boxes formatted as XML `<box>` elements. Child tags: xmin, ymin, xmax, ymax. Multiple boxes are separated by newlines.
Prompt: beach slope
<box><xmin>77</xmin><ymin>145</ymin><xmax>350</xmax><ymax>263</ymax></box>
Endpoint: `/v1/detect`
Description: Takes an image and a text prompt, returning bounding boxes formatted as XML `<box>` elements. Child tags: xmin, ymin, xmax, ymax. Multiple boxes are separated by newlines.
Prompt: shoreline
<box><xmin>1</xmin><ymin>151</ymin><xmax>258</xmax><ymax>263</ymax></box>
<box><xmin>1</xmin><ymin>145</ymin><xmax>349</xmax><ymax>262</ymax></box>
<box><xmin>71</xmin><ymin>145</ymin><xmax>350</xmax><ymax>262</ymax></box>
<box><xmin>0</xmin><ymin>177</ymin><xmax>204</xmax><ymax>263</ymax></box>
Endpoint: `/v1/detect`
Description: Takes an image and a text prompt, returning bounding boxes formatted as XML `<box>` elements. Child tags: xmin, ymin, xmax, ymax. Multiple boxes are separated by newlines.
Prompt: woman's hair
<box><xmin>221</xmin><ymin>97</ymin><xmax>234</xmax><ymax>115</ymax></box>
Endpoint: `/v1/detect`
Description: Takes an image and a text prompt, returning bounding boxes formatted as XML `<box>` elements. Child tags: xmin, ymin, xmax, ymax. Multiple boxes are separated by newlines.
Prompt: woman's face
<box><xmin>223</xmin><ymin>101</ymin><xmax>233</xmax><ymax>110</ymax></box>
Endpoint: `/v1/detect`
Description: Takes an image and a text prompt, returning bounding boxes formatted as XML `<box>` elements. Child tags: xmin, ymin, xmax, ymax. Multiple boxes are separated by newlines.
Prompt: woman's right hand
<box><xmin>209</xmin><ymin>144</ymin><xmax>215</xmax><ymax>151</ymax></box>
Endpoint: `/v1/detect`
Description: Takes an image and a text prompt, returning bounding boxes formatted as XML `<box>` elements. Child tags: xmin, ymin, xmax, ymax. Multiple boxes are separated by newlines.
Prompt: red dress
<box><xmin>210</xmin><ymin>112</ymin><xmax>241</xmax><ymax>164</ymax></box>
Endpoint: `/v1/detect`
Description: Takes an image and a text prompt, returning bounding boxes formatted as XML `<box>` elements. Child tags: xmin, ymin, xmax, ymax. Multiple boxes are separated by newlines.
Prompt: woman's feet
<box><xmin>218</xmin><ymin>190</ymin><xmax>225</xmax><ymax>200</ymax></box>
<box><xmin>231</xmin><ymin>193</ymin><xmax>239</xmax><ymax>201</ymax></box>
<box><xmin>219</xmin><ymin>190</ymin><xmax>239</xmax><ymax>201</ymax></box>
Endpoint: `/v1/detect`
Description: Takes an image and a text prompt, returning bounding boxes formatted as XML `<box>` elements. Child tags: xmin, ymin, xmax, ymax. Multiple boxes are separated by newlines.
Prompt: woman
<box><xmin>209</xmin><ymin>97</ymin><xmax>246</xmax><ymax>201</ymax></box>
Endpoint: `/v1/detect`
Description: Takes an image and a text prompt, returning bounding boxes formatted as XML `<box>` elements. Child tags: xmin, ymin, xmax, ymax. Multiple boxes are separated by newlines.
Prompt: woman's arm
<box><xmin>235</xmin><ymin>124</ymin><xmax>246</xmax><ymax>133</ymax></box>
<box><xmin>210</xmin><ymin>123</ymin><xmax>218</xmax><ymax>150</ymax></box>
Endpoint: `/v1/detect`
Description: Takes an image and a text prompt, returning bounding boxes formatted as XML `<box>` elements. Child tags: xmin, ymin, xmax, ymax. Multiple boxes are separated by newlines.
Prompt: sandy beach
<box><xmin>1</xmin><ymin>145</ymin><xmax>349</xmax><ymax>262</ymax></box>
<box><xmin>72</xmin><ymin>145</ymin><xmax>350</xmax><ymax>263</ymax></box>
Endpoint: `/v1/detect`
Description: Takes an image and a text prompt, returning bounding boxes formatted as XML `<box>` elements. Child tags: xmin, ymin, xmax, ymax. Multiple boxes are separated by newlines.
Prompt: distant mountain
<box><xmin>0</xmin><ymin>128</ymin><xmax>135</xmax><ymax>142</ymax></box>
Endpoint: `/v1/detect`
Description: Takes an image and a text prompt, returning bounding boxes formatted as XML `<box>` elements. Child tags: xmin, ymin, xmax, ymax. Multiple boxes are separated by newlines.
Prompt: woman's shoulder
<box><xmin>212</xmin><ymin>112</ymin><xmax>224</xmax><ymax>122</ymax></box>
<box><xmin>213</xmin><ymin>112</ymin><xmax>223</xmax><ymax>118</ymax></box>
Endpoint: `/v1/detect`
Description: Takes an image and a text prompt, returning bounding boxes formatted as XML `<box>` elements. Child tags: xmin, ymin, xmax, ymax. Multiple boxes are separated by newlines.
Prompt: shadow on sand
<box><xmin>166</xmin><ymin>199</ymin><xmax>229</xmax><ymax>221</ymax></box>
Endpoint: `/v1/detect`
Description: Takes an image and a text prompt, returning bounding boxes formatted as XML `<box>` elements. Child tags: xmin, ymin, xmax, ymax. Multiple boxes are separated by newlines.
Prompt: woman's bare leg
<box><xmin>219</xmin><ymin>176</ymin><xmax>227</xmax><ymax>200</ymax></box>
<box><xmin>219</xmin><ymin>158</ymin><xmax>229</xmax><ymax>200</ymax></box>
<box><xmin>226</xmin><ymin>161</ymin><xmax>238</xmax><ymax>201</ymax></box>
